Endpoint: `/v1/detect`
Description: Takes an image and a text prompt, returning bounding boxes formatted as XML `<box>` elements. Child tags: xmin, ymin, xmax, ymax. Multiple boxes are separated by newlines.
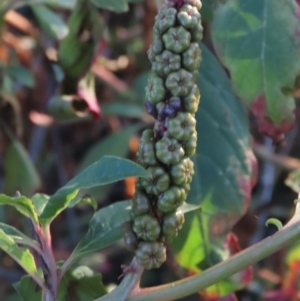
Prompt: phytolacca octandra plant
<box><xmin>122</xmin><ymin>0</ymin><xmax>203</xmax><ymax>270</ymax></box>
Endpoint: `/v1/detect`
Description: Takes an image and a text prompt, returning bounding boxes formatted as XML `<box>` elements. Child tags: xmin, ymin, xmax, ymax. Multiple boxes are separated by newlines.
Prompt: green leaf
<box><xmin>173</xmin><ymin>44</ymin><xmax>255</xmax><ymax>273</ymax></box>
<box><xmin>5</xmin><ymin>65</ymin><xmax>35</xmax><ymax>87</ymax></box>
<box><xmin>64</xmin><ymin>266</ymin><xmax>106</xmax><ymax>300</ymax></box>
<box><xmin>0</xmin><ymin>230</ymin><xmax>39</xmax><ymax>278</ymax></box>
<box><xmin>69</xmin><ymin>195</ymin><xmax>97</xmax><ymax>210</ymax></box>
<box><xmin>63</xmin><ymin>200</ymin><xmax>196</xmax><ymax>270</ymax></box>
<box><xmin>3</xmin><ymin>139</ymin><xmax>41</xmax><ymax>197</ymax></box>
<box><xmin>285</xmin><ymin>170</ymin><xmax>300</xmax><ymax>193</ymax></box>
<box><xmin>91</xmin><ymin>0</ymin><xmax>128</xmax><ymax>12</ymax></box>
<box><xmin>31</xmin><ymin>193</ymin><xmax>50</xmax><ymax>216</ymax></box>
<box><xmin>0</xmin><ymin>194</ymin><xmax>38</xmax><ymax>223</ymax></box>
<box><xmin>201</xmin><ymin>0</ymin><xmax>217</xmax><ymax>21</ymax></box>
<box><xmin>31</xmin><ymin>4</ymin><xmax>69</xmax><ymax>40</ymax></box>
<box><xmin>79</xmin><ymin>123</ymin><xmax>144</xmax><ymax>171</ymax></box>
<box><xmin>0</xmin><ymin>222</ymin><xmax>31</xmax><ymax>240</ymax></box>
<box><xmin>13</xmin><ymin>276</ymin><xmax>41</xmax><ymax>301</ymax></box>
<box><xmin>212</xmin><ymin>0</ymin><xmax>299</xmax><ymax>127</ymax></box>
<box><xmin>40</xmin><ymin>156</ymin><xmax>149</xmax><ymax>223</ymax></box>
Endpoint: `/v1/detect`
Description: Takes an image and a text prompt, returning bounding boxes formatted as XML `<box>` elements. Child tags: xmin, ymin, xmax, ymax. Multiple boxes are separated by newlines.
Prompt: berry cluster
<box><xmin>122</xmin><ymin>0</ymin><xmax>203</xmax><ymax>270</ymax></box>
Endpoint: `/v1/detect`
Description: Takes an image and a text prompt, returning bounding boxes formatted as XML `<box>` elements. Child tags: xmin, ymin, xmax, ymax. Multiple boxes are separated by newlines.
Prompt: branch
<box><xmin>125</xmin><ymin>202</ymin><xmax>300</xmax><ymax>301</ymax></box>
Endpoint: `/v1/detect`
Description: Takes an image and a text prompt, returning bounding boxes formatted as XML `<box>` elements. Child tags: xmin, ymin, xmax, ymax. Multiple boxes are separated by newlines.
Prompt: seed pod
<box><xmin>157</xmin><ymin>186</ymin><xmax>186</xmax><ymax>213</ymax></box>
<box><xmin>132</xmin><ymin>191</ymin><xmax>151</xmax><ymax>215</ymax></box>
<box><xmin>177</xmin><ymin>4</ymin><xmax>201</xmax><ymax>29</ymax></box>
<box><xmin>145</xmin><ymin>75</ymin><xmax>166</xmax><ymax>104</ymax></box>
<box><xmin>182</xmin><ymin>43</ymin><xmax>202</xmax><ymax>72</ymax></box>
<box><xmin>162</xmin><ymin>211</ymin><xmax>185</xmax><ymax>241</ymax></box>
<box><xmin>155</xmin><ymin>136</ymin><xmax>185</xmax><ymax>165</ymax></box>
<box><xmin>121</xmin><ymin>222</ymin><xmax>138</xmax><ymax>251</ymax></box>
<box><xmin>184</xmin><ymin>0</ymin><xmax>202</xmax><ymax>10</ymax></box>
<box><xmin>165</xmin><ymin>69</ymin><xmax>194</xmax><ymax>96</ymax></box>
<box><xmin>141</xmin><ymin>166</ymin><xmax>170</xmax><ymax>195</ymax></box>
<box><xmin>154</xmin><ymin>7</ymin><xmax>177</xmax><ymax>34</ymax></box>
<box><xmin>167</xmin><ymin>112</ymin><xmax>196</xmax><ymax>141</ymax></box>
<box><xmin>152</xmin><ymin>34</ymin><xmax>164</xmax><ymax>54</ymax></box>
<box><xmin>162</xmin><ymin>26</ymin><xmax>191</xmax><ymax>54</ymax></box>
<box><xmin>182</xmin><ymin>85</ymin><xmax>200</xmax><ymax>114</ymax></box>
<box><xmin>135</xmin><ymin>242</ymin><xmax>166</xmax><ymax>269</ymax></box>
<box><xmin>182</xmin><ymin>132</ymin><xmax>197</xmax><ymax>157</ymax></box>
<box><xmin>133</xmin><ymin>214</ymin><xmax>161</xmax><ymax>241</ymax></box>
<box><xmin>170</xmin><ymin>157</ymin><xmax>195</xmax><ymax>186</ymax></box>
<box><xmin>152</xmin><ymin>50</ymin><xmax>181</xmax><ymax>76</ymax></box>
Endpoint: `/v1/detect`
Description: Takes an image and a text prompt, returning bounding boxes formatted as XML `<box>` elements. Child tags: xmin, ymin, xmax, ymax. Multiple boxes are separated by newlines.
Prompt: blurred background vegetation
<box><xmin>0</xmin><ymin>0</ymin><xmax>300</xmax><ymax>300</ymax></box>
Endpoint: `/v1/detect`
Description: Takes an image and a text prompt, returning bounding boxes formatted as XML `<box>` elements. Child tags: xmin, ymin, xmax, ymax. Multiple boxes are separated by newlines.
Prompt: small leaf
<box><xmin>69</xmin><ymin>195</ymin><xmax>97</xmax><ymax>210</ymax></box>
<box><xmin>3</xmin><ymin>139</ymin><xmax>41</xmax><ymax>197</ymax></box>
<box><xmin>0</xmin><ymin>222</ymin><xmax>31</xmax><ymax>240</ymax></box>
<box><xmin>0</xmin><ymin>194</ymin><xmax>38</xmax><ymax>223</ymax></box>
<box><xmin>31</xmin><ymin>193</ymin><xmax>50</xmax><ymax>216</ymax></box>
<box><xmin>0</xmin><ymin>230</ymin><xmax>39</xmax><ymax>278</ymax></box>
<box><xmin>5</xmin><ymin>65</ymin><xmax>35</xmax><ymax>87</ymax></box>
<box><xmin>266</xmin><ymin>218</ymin><xmax>283</xmax><ymax>231</ymax></box>
<box><xmin>91</xmin><ymin>0</ymin><xmax>128</xmax><ymax>12</ymax></box>
<box><xmin>31</xmin><ymin>4</ymin><xmax>69</xmax><ymax>40</ymax></box>
<box><xmin>285</xmin><ymin>170</ymin><xmax>300</xmax><ymax>193</ymax></box>
<box><xmin>40</xmin><ymin>156</ymin><xmax>149</xmax><ymax>223</ymax></box>
<box><xmin>64</xmin><ymin>266</ymin><xmax>106</xmax><ymax>300</ymax></box>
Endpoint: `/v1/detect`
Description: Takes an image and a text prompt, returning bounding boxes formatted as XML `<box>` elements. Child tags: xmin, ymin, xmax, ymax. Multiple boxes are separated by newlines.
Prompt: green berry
<box><xmin>132</xmin><ymin>191</ymin><xmax>151</xmax><ymax>215</ymax></box>
<box><xmin>177</xmin><ymin>4</ymin><xmax>201</xmax><ymax>29</ymax></box>
<box><xmin>162</xmin><ymin>26</ymin><xmax>191</xmax><ymax>54</ymax></box>
<box><xmin>182</xmin><ymin>132</ymin><xmax>197</xmax><ymax>157</ymax></box>
<box><xmin>152</xmin><ymin>34</ymin><xmax>164</xmax><ymax>54</ymax></box>
<box><xmin>121</xmin><ymin>222</ymin><xmax>138</xmax><ymax>251</ymax></box>
<box><xmin>152</xmin><ymin>50</ymin><xmax>181</xmax><ymax>76</ymax></box>
<box><xmin>141</xmin><ymin>166</ymin><xmax>170</xmax><ymax>195</ymax></box>
<box><xmin>154</xmin><ymin>7</ymin><xmax>177</xmax><ymax>34</ymax></box>
<box><xmin>137</xmin><ymin>139</ymin><xmax>157</xmax><ymax>167</ymax></box>
<box><xmin>147</xmin><ymin>46</ymin><xmax>156</xmax><ymax>64</ymax></box>
<box><xmin>167</xmin><ymin>112</ymin><xmax>196</xmax><ymax>141</ymax></box>
<box><xmin>140</xmin><ymin>129</ymin><xmax>155</xmax><ymax>142</ymax></box>
<box><xmin>182</xmin><ymin>43</ymin><xmax>202</xmax><ymax>71</ymax></box>
<box><xmin>191</xmin><ymin>22</ymin><xmax>203</xmax><ymax>42</ymax></box>
<box><xmin>145</xmin><ymin>75</ymin><xmax>166</xmax><ymax>104</ymax></box>
<box><xmin>135</xmin><ymin>242</ymin><xmax>166</xmax><ymax>269</ymax></box>
<box><xmin>165</xmin><ymin>69</ymin><xmax>194</xmax><ymax>96</ymax></box>
<box><xmin>133</xmin><ymin>214</ymin><xmax>161</xmax><ymax>241</ymax></box>
<box><xmin>184</xmin><ymin>0</ymin><xmax>202</xmax><ymax>10</ymax></box>
<box><xmin>182</xmin><ymin>84</ymin><xmax>200</xmax><ymax>114</ymax></box>
<box><xmin>157</xmin><ymin>186</ymin><xmax>186</xmax><ymax>213</ymax></box>
<box><xmin>162</xmin><ymin>211</ymin><xmax>185</xmax><ymax>241</ymax></box>
<box><xmin>170</xmin><ymin>157</ymin><xmax>194</xmax><ymax>186</ymax></box>
<box><xmin>155</xmin><ymin>137</ymin><xmax>185</xmax><ymax>165</ymax></box>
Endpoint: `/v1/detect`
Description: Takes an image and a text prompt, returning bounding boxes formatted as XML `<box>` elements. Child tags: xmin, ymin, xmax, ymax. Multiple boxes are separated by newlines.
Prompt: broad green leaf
<box><xmin>101</xmin><ymin>102</ymin><xmax>145</xmax><ymax>118</ymax></box>
<box><xmin>31</xmin><ymin>193</ymin><xmax>50</xmax><ymax>216</ymax></box>
<box><xmin>212</xmin><ymin>0</ymin><xmax>300</xmax><ymax>131</ymax></box>
<box><xmin>0</xmin><ymin>194</ymin><xmax>38</xmax><ymax>223</ymax></box>
<box><xmin>40</xmin><ymin>156</ymin><xmax>149</xmax><ymax>222</ymax></box>
<box><xmin>64</xmin><ymin>200</ymin><xmax>197</xmax><ymax>270</ymax></box>
<box><xmin>0</xmin><ymin>230</ymin><xmax>39</xmax><ymax>279</ymax></box>
<box><xmin>0</xmin><ymin>222</ymin><xmax>31</xmax><ymax>240</ymax></box>
<box><xmin>31</xmin><ymin>4</ymin><xmax>68</xmax><ymax>40</ymax></box>
<box><xmin>3</xmin><ymin>139</ymin><xmax>41</xmax><ymax>197</ymax></box>
<box><xmin>5</xmin><ymin>65</ymin><xmax>35</xmax><ymax>87</ymax></box>
<box><xmin>79</xmin><ymin>123</ymin><xmax>144</xmax><ymax>171</ymax></box>
<box><xmin>173</xmin><ymin>44</ymin><xmax>256</xmax><ymax>295</ymax></box>
<box><xmin>91</xmin><ymin>0</ymin><xmax>128</xmax><ymax>12</ymax></box>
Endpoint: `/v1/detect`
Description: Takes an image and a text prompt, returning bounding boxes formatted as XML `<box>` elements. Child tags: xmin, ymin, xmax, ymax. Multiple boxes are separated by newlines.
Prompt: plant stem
<box><xmin>126</xmin><ymin>215</ymin><xmax>300</xmax><ymax>301</ymax></box>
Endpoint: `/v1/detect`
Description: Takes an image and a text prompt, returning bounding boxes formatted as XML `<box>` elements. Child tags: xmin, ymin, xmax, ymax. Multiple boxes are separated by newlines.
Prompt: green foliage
<box><xmin>212</xmin><ymin>0</ymin><xmax>300</xmax><ymax>125</ymax></box>
<box><xmin>0</xmin><ymin>194</ymin><xmax>38</xmax><ymax>223</ymax></box>
<box><xmin>4</xmin><ymin>65</ymin><xmax>35</xmax><ymax>88</ymax></box>
<box><xmin>91</xmin><ymin>0</ymin><xmax>128</xmax><ymax>12</ymax></box>
<box><xmin>3</xmin><ymin>139</ymin><xmax>40</xmax><ymax>197</ymax></box>
<box><xmin>40</xmin><ymin>156</ymin><xmax>150</xmax><ymax>223</ymax></box>
<box><xmin>31</xmin><ymin>4</ymin><xmax>68</xmax><ymax>40</ymax></box>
